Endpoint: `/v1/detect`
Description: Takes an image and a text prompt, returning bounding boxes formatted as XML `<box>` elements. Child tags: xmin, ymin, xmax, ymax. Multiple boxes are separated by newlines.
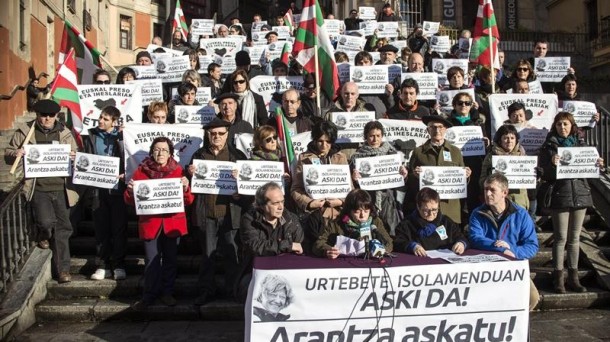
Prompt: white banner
<box><xmin>423</xmin><ymin>21</ymin><xmax>440</xmax><ymax>36</ymax></box>
<box><xmin>358</xmin><ymin>6</ymin><xmax>376</xmax><ymax>20</ymax></box>
<box><xmin>126</xmin><ymin>79</ymin><xmax>163</xmax><ymax>105</ymax></box>
<box><xmin>302</xmin><ymin>164</ymin><xmax>351</xmax><ymax>199</ymax></box>
<box><xmin>419</xmin><ymin>166</ymin><xmax>467</xmax><ymax>199</ymax></box>
<box><xmin>534</xmin><ymin>57</ymin><xmax>570</xmax><ymax>83</ymax></box>
<box><xmin>445</xmin><ymin>126</ymin><xmax>486</xmax><ymax>156</ymax></box>
<box><xmin>174</xmin><ymin>105</ymin><xmax>217</xmax><ymax>125</ymax></box>
<box><xmin>73</xmin><ymin>152</ymin><xmax>120</xmax><ymax>189</ymax></box>
<box><xmin>355</xmin><ymin>154</ymin><xmax>404</xmax><ymax>190</ymax></box>
<box><xmin>133</xmin><ymin>178</ymin><xmax>184</xmax><ymax>215</ymax></box>
<box><xmin>430</xmin><ymin>35</ymin><xmax>451</xmax><ymax>53</ymax></box>
<box><xmin>235</xmin><ymin>133</ymin><xmax>254</xmax><ymax>159</ymax></box>
<box><xmin>336</xmin><ymin>35</ymin><xmax>367</xmax><ymax>52</ymax></box>
<box><xmin>191</xmin><ymin>19</ymin><xmax>214</xmax><ymax>36</ymax></box>
<box><xmin>556</xmin><ymin>147</ymin><xmax>600</xmax><ymax>179</ymax></box>
<box><xmin>331</xmin><ymin>111</ymin><xmax>376</xmax><ymax>143</ymax></box>
<box><xmin>123</xmin><ymin>123</ymin><xmax>204</xmax><ymax>181</ymax></box>
<box><xmin>359</xmin><ymin>20</ymin><xmax>378</xmax><ymax>37</ymax></box>
<box><xmin>563</xmin><ymin>101</ymin><xmax>597</xmax><ymax>127</ymax></box>
<box><xmin>376</xmin><ymin>22</ymin><xmax>399</xmax><ymax>39</ymax></box>
<box><xmin>249</xmin><ymin>76</ymin><xmax>304</xmax><ymax>115</ymax></box>
<box><xmin>272</xmin><ymin>26</ymin><xmax>292</xmax><ymax>40</ymax></box>
<box><xmin>349</xmin><ymin>66</ymin><xmax>388</xmax><ymax>94</ymax></box>
<box><xmin>190</xmin><ymin>159</ymin><xmax>237</xmax><ymax>195</ymax></box>
<box><xmin>246</xmin><ymin>258</ymin><xmax>529</xmax><ymax>341</ymax></box>
<box><xmin>377</xmin><ymin>119</ymin><xmax>429</xmax><ymax>147</ymax></box>
<box><xmin>236</xmin><ymin>160</ymin><xmax>284</xmax><ymax>195</ymax></box>
<box><xmin>199</xmin><ymin>38</ymin><xmax>242</xmax><ymax>74</ymax></box>
<box><xmin>491</xmin><ymin>156</ymin><xmax>538</xmax><ymax>189</ymax></box>
<box><xmin>324</xmin><ymin>19</ymin><xmax>344</xmax><ymax>37</ymax></box>
<box><xmin>401</xmin><ymin>72</ymin><xmax>438</xmax><ymax>100</ymax></box>
<box><xmin>436</xmin><ymin>88</ymin><xmax>475</xmax><ymax>116</ymax></box>
<box><xmin>432</xmin><ymin>59</ymin><xmax>469</xmax><ymax>86</ymax></box>
<box><xmin>77</xmin><ymin>84</ymin><xmax>143</xmax><ymax>134</ymax></box>
<box><xmin>23</xmin><ymin>144</ymin><xmax>71</xmax><ymax>178</ymax></box>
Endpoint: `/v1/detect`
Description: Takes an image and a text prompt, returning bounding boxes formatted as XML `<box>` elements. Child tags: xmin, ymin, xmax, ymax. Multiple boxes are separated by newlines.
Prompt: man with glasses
<box><xmin>215</xmin><ymin>93</ymin><xmax>253</xmax><ymax>146</ymax></box>
<box><xmin>406</xmin><ymin>115</ymin><xmax>471</xmax><ymax>225</ymax></box>
<box><xmin>344</xmin><ymin>9</ymin><xmax>363</xmax><ymax>31</ymax></box>
<box><xmin>187</xmin><ymin>117</ymin><xmax>248</xmax><ymax>305</ymax></box>
<box><xmin>5</xmin><ymin>100</ymin><xmax>80</xmax><ymax>284</ymax></box>
<box><xmin>268</xmin><ymin>88</ymin><xmax>312</xmax><ymax>135</ymax></box>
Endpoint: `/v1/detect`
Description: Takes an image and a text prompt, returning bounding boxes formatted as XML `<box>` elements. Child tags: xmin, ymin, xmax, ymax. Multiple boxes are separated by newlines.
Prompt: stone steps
<box><xmin>69</xmin><ymin>236</ymin><xmax>202</xmax><ymax>256</ymax></box>
<box><xmin>70</xmin><ymin>255</ymin><xmax>201</xmax><ymax>275</ymax></box>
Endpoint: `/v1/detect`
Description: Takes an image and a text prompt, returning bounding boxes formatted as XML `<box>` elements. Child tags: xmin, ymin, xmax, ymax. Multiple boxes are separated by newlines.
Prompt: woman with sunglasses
<box><xmin>251</xmin><ymin>125</ymin><xmax>291</xmax><ymax>184</ymax></box>
<box><xmin>501</xmin><ymin>59</ymin><xmax>536</xmax><ymax>92</ymax></box>
<box><xmin>224</xmin><ymin>69</ymin><xmax>267</xmax><ymax>128</ymax></box>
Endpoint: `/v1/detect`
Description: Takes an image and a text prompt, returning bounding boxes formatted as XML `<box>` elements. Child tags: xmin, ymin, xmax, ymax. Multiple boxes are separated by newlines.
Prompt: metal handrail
<box><xmin>585</xmin><ymin>104</ymin><xmax>610</xmax><ymax>174</ymax></box>
<box><xmin>0</xmin><ymin>73</ymin><xmax>48</xmax><ymax>101</ymax></box>
<box><xmin>0</xmin><ymin>180</ymin><xmax>30</xmax><ymax>295</ymax></box>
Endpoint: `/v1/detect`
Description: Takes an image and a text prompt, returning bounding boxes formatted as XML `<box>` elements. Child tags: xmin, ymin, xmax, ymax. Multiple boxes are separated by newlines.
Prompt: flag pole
<box><xmin>98</xmin><ymin>54</ymin><xmax>118</xmax><ymax>73</ymax></box>
<box><xmin>489</xmin><ymin>0</ymin><xmax>496</xmax><ymax>94</ymax></box>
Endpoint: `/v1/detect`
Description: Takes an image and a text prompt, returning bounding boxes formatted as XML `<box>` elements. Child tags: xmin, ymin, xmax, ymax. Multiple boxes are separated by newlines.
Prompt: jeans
<box><xmin>551</xmin><ymin>208</ymin><xmax>586</xmax><ymax>270</ymax></box>
<box><xmin>198</xmin><ymin>216</ymin><xmax>239</xmax><ymax>296</ymax></box>
<box><xmin>142</xmin><ymin>229</ymin><xmax>179</xmax><ymax>303</ymax></box>
<box><xmin>30</xmin><ymin>190</ymin><xmax>73</xmax><ymax>274</ymax></box>
<box><xmin>93</xmin><ymin>191</ymin><xmax>127</xmax><ymax>269</ymax></box>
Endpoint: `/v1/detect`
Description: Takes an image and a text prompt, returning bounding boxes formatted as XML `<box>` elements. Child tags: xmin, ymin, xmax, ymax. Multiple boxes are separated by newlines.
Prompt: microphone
<box><xmin>369</xmin><ymin>239</ymin><xmax>386</xmax><ymax>258</ymax></box>
<box><xmin>359</xmin><ymin>224</ymin><xmax>372</xmax><ymax>242</ymax></box>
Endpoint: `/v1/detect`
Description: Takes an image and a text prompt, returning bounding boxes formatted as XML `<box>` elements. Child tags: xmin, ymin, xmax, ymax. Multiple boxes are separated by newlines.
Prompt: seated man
<box><xmin>236</xmin><ymin>182</ymin><xmax>304</xmax><ymax>302</ymax></box>
<box><xmin>469</xmin><ymin>173</ymin><xmax>540</xmax><ymax>311</ymax></box>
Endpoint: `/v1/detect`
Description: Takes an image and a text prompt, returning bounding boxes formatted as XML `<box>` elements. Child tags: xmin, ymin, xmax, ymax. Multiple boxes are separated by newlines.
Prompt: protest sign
<box><xmin>272</xmin><ymin>26</ymin><xmax>292</xmax><ymax>40</ymax></box>
<box><xmin>430</xmin><ymin>35</ymin><xmax>451</xmax><ymax>53</ymax></box>
<box><xmin>73</xmin><ymin>152</ymin><xmax>120</xmax><ymax>189</ymax></box>
<box><xmin>171</xmin><ymin>87</ymin><xmax>212</xmax><ymax>105</ymax></box>
<box><xmin>236</xmin><ymin>160</ymin><xmax>284</xmax><ymax>195</ymax></box>
<box><xmin>358</xmin><ymin>7</ymin><xmax>376</xmax><ymax>20</ymax></box>
<box><xmin>154</xmin><ymin>55</ymin><xmax>190</xmax><ymax>82</ymax></box>
<box><xmin>377</xmin><ymin>119</ymin><xmax>429</xmax><ymax>147</ymax></box>
<box><xmin>251</xmin><ymin>21</ymin><xmax>268</xmax><ymax>32</ymax></box>
<box><xmin>291</xmin><ymin>131</ymin><xmax>312</xmax><ymax>156</ymax></box>
<box><xmin>198</xmin><ymin>38</ymin><xmax>242</xmax><ymax>74</ymax></box>
<box><xmin>191</xmin><ymin>19</ymin><xmax>214</xmax><ymax>36</ymax></box>
<box><xmin>556</xmin><ymin>147</ymin><xmax>600</xmax><ymax>179</ymax></box>
<box><xmin>419</xmin><ymin>166</ymin><xmax>467</xmax><ymax>199</ymax></box>
<box><xmin>77</xmin><ymin>84</ymin><xmax>143</xmax><ymax>134</ymax></box>
<box><xmin>491</xmin><ymin>156</ymin><xmax>538</xmax><ymax>189</ymax></box>
<box><xmin>488</xmin><ymin>93</ymin><xmax>558</xmax><ymax>140</ymax></box>
<box><xmin>390</xmin><ymin>39</ymin><xmax>407</xmax><ymax>50</ymax></box>
<box><xmin>130</xmin><ymin>65</ymin><xmax>158</xmax><ymax>80</ymax></box>
<box><xmin>302</xmin><ymin>164</ymin><xmax>351</xmax><ymax>199</ymax></box>
<box><xmin>190</xmin><ymin>159</ymin><xmax>237</xmax><ymax>195</ymax></box>
<box><xmin>245</xmin><ymin>45</ymin><xmax>267</xmax><ymax>65</ymax></box>
<box><xmin>354</xmin><ymin>154</ymin><xmax>404</xmax><ymax>190</ymax></box>
<box><xmin>145</xmin><ymin>44</ymin><xmax>183</xmax><ymax>56</ymax></box>
<box><xmin>349</xmin><ymin>65</ymin><xmax>388</xmax><ymax>94</ymax></box>
<box><xmin>23</xmin><ymin>144</ymin><xmax>71</xmax><ymax>178</ymax></box>
<box><xmin>330</xmin><ymin>111</ymin><xmax>376</xmax><ymax>143</ymax></box>
<box><xmin>248</xmin><ymin>76</ymin><xmax>304</xmax><ymax>115</ymax></box>
<box><xmin>388</xmin><ymin>64</ymin><xmax>402</xmax><ymax>86</ymax></box>
<box><xmin>126</xmin><ymin>79</ymin><xmax>163</xmax><ymax>105</ymax></box>
<box><xmin>457</xmin><ymin>38</ymin><xmax>472</xmax><ymax>59</ymax></box>
<box><xmin>534</xmin><ymin>57</ymin><xmax>570</xmax><ymax>83</ymax></box>
<box><xmin>431</xmin><ymin>59</ymin><xmax>469</xmax><ymax>86</ymax></box>
<box><xmin>445</xmin><ymin>126</ymin><xmax>486</xmax><ymax>156</ymax></box>
<box><xmin>359</xmin><ymin>20</ymin><xmax>378</xmax><ymax>37</ymax></box>
<box><xmin>251</xmin><ymin>31</ymin><xmax>269</xmax><ymax>46</ymax></box>
<box><xmin>123</xmin><ymin>123</ymin><xmax>204</xmax><ymax>181</ymax></box>
<box><xmin>173</xmin><ymin>105</ymin><xmax>217</xmax><ymax>124</ymax></box>
<box><xmin>336</xmin><ymin>35</ymin><xmax>367</xmax><ymax>52</ymax></box>
<box><xmin>337</xmin><ymin>63</ymin><xmax>351</xmax><ymax>84</ymax></box>
<box><xmin>563</xmin><ymin>101</ymin><xmax>597</xmax><ymax>127</ymax></box>
<box><xmin>376</xmin><ymin>22</ymin><xmax>399</xmax><ymax>39</ymax></box>
<box><xmin>436</xmin><ymin>88</ymin><xmax>475</xmax><ymax>115</ymax></box>
<box><xmin>264</xmin><ymin>42</ymin><xmax>293</xmax><ymax>63</ymax></box>
<box><xmin>401</xmin><ymin>72</ymin><xmax>438</xmax><ymax>100</ymax></box>
<box><xmin>133</xmin><ymin>178</ymin><xmax>184</xmax><ymax>215</ymax></box>
<box><xmin>422</xmin><ymin>21</ymin><xmax>440</xmax><ymax>36</ymax></box>
<box><xmin>324</xmin><ymin>19</ymin><xmax>344</xmax><ymax>37</ymax></box>
<box><xmin>235</xmin><ymin>133</ymin><xmax>254</xmax><ymax>159</ymax></box>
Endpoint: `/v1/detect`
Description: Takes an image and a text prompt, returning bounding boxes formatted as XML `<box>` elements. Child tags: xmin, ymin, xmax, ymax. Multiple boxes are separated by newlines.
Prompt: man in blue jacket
<box><xmin>469</xmin><ymin>173</ymin><xmax>540</xmax><ymax>311</ymax></box>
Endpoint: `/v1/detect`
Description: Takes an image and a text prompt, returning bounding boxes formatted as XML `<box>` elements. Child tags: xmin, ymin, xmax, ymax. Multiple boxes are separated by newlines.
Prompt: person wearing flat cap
<box><xmin>376</xmin><ymin>44</ymin><xmax>399</xmax><ymax>65</ymax></box>
<box><xmin>5</xmin><ymin>99</ymin><xmax>80</xmax><ymax>284</ymax></box>
<box><xmin>405</xmin><ymin>115</ymin><xmax>472</xmax><ymax>226</ymax></box>
<box><xmin>187</xmin><ymin>116</ymin><xmax>248</xmax><ymax>306</ymax></box>
<box><xmin>214</xmin><ymin>92</ymin><xmax>254</xmax><ymax>146</ymax></box>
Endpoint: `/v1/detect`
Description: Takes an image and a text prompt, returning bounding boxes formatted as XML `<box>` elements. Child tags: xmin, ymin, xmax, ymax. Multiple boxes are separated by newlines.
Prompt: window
<box><xmin>19</xmin><ymin>0</ymin><xmax>25</xmax><ymax>50</ymax></box>
<box><xmin>120</xmin><ymin>15</ymin><xmax>132</xmax><ymax>50</ymax></box>
<box><xmin>67</xmin><ymin>0</ymin><xmax>76</xmax><ymax>13</ymax></box>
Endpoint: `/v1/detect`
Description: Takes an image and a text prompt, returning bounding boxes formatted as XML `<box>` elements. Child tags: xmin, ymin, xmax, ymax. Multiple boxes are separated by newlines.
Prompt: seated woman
<box><xmin>313</xmin><ymin>189</ymin><xmax>393</xmax><ymax>259</ymax></box>
<box><xmin>394</xmin><ymin>187</ymin><xmax>467</xmax><ymax>257</ymax></box>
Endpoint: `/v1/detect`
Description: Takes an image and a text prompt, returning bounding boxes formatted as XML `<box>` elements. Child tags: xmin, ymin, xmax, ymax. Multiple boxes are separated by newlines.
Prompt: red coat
<box><xmin>124</xmin><ymin>165</ymin><xmax>195</xmax><ymax>240</ymax></box>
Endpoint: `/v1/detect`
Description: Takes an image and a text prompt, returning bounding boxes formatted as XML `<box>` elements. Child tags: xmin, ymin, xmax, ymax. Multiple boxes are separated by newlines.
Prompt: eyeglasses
<box><xmin>456</xmin><ymin>101</ymin><xmax>473</xmax><ymax>106</ymax></box>
<box><xmin>95</xmin><ymin>80</ymin><xmax>111</xmax><ymax>84</ymax></box>
<box><xmin>264</xmin><ymin>135</ymin><xmax>278</xmax><ymax>143</ymax></box>
<box><xmin>152</xmin><ymin>148</ymin><xmax>170</xmax><ymax>154</ymax></box>
<box><xmin>516</xmin><ymin>68</ymin><xmax>529</xmax><ymax>72</ymax></box>
<box><xmin>39</xmin><ymin>113</ymin><xmax>57</xmax><ymax>117</ymax></box>
<box><xmin>233</xmin><ymin>79</ymin><xmax>246</xmax><ymax>85</ymax></box>
<box><xmin>420</xmin><ymin>208</ymin><xmax>439</xmax><ymax>214</ymax></box>
<box><xmin>209</xmin><ymin>131</ymin><xmax>227</xmax><ymax>137</ymax></box>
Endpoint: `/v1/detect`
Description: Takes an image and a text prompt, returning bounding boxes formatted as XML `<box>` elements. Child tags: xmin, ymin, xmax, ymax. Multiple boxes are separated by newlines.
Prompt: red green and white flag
<box><xmin>173</xmin><ymin>0</ymin><xmax>188</xmax><ymax>42</ymax></box>
<box><xmin>280</xmin><ymin>42</ymin><xmax>291</xmax><ymax>65</ymax></box>
<box><xmin>292</xmin><ymin>0</ymin><xmax>340</xmax><ymax>100</ymax></box>
<box><xmin>58</xmin><ymin>20</ymin><xmax>102</xmax><ymax>85</ymax></box>
<box><xmin>275</xmin><ymin>107</ymin><xmax>295</xmax><ymax>173</ymax></box>
<box><xmin>469</xmin><ymin>0</ymin><xmax>500</xmax><ymax>69</ymax></box>
<box><xmin>50</xmin><ymin>49</ymin><xmax>83</xmax><ymax>146</ymax></box>
<box><xmin>284</xmin><ymin>9</ymin><xmax>294</xmax><ymax>30</ymax></box>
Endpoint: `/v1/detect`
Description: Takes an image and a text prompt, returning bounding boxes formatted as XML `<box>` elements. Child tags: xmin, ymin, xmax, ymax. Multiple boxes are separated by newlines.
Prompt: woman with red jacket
<box><xmin>124</xmin><ymin>137</ymin><xmax>194</xmax><ymax>310</ymax></box>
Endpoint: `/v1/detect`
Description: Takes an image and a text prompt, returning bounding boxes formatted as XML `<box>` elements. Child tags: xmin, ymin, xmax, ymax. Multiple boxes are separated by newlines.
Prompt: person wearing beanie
<box><xmin>230</xmin><ymin>50</ymin><xmax>264</xmax><ymax>87</ymax></box>
<box><xmin>136</xmin><ymin>51</ymin><xmax>153</xmax><ymax>66</ymax></box>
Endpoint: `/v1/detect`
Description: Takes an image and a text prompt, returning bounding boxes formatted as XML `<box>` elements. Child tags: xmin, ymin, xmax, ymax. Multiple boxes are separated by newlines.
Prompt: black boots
<box><xmin>553</xmin><ymin>270</ymin><xmax>566</xmax><ymax>294</ymax></box>
<box><xmin>566</xmin><ymin>268</ymin><xmax>587</xmax><ymax>293</ymax></box>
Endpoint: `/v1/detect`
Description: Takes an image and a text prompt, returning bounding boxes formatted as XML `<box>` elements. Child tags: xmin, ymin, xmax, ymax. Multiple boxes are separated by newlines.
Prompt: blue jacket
<box><xmin>469</xmin><ymin>199</ymin><xmax>539</xmax><ymax>260</ymax></box>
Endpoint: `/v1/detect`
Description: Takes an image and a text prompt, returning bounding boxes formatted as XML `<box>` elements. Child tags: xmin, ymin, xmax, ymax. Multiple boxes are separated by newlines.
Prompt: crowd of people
<box><xmin>9</xmin><ymin>6</ymin><xmax>605</xmax><ymax>314</ymax></box>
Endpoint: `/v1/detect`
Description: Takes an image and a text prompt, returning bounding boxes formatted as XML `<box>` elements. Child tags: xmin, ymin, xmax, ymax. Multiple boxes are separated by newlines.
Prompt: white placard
<box><xmin>191</xmin><ymin>19</ymin><xmax>215</xmax><ymax>36</ymax></box>
<box><xmin>491</xmin><ymin>156</ymin><xmax>538</xmax><ymax>189</ymax></box>
<box><xmin>431</xmin><ymin>59</ymin><xmax>469</xmax><ymax>86</ymax></box>
<box><xmin>355</xmin><ymin>154</ymin><xmax>405</xmax><ymax>190</ymax></box>
<box><xmin>123</xmin><ymin>123</ymin><xmax>204</xmax><ymax>181</ymax></box>
<box><xmin>130</xmin><ymin>65</ymin><xmax>158</xmax><ymax>80</ymax></box>
<box><xmin>359</xmin><ymin>20</ymin><xmax>378</xmax><ymax>37</ymax></box>
<box><xmin>77</xmin><ymin>84</ymin><xmax>143</xmax><ymax>134</ymax></box>
<box><xmin>263</xmin><ymin>42</ymin><xmax>293</xmax><ymax>64</ymax></box>
<box><xmin>190</xmin><ymin>159</ymin><xmax>237</xmax><ymax>195</ymax></box>
<box><xmin>248</xmin><ymin>76</ymin><xmax>304</xmax><ymax>115</ymax></box>
<box><xmin>488</xmin><ymin>93</ymin><xmax>558</xmax><ymax>140</ymax></box>
<box><xmin>358</xmin><ymin>6</ymin><xmax>377</xmax><ymax>20</ymax></box>
<box><xmin>430</xmin><ymin>35</ymin><xmax>451</xmax><ymax>53</ymax></box>
<box><xmin>174</xmin><ymin>105</ymin><xmax>217</xmax><ymax>124</ymax></box>
<box><xmin>330</xmin><ymin>111</ymin><xmax>376</xmax><ymax>143</ymax></box>
<box><xmin>441</xmin><ymin>254</ymin><xmax>510</xmax><ymax>263</ymax></box>
<box><xmin>272</xmin><ymin>26</ymin><xmax>292</xmax><ymax>40</ymax></box>
<box><xmin>556</xmin><ymin>147</ymin><xmax>600</xmax><ymax>179</ymax></box>
<box><xmin>155</xmin><ymin>55</ymin><xmax>190</xmax><ymax>74</ymax></box>
<box><xmin>126</xmin><ymin>79</ymin><xmax>164</xmax><ymax>105</ymax></box>
<box><xmin>445</xmin><ymin>126</ymin><xmax>486</xmax><ymax>156</ymax></box>
<box><xmin>23</xmin><ymin>144</ymin><xmax>71</xmax><ymax>178</ymax></box>
<box><xmin>73</xmin><ymin>152</ymin><xmax>120</xmax><ymax>189</ymax></box>
<box><xmin>324</xmin><ymin>19</ymin><xmax>344</xmax><ymax>37</ymax></box>
<box><xmin>419</xmin><ymin>166</ymin><xmax>467</xmax><ymax>199</ymax></box>
<box><xmin>133</xmin><ymin>178</ymin><xmax>184</xmax><ymax>215</ymax></box>
<box><xmin>534</xmin><ymin>57</ymin><xmax>570</xmax><ymax>83</ymax></box>
<box><xmin>390</xmin><ymin>39</ymin><xmax>407</xmax><ymax>50</ymax></box>
<box><xmin>235</xmin><ymin>133</ymin><xmax>254</xmax><ymax>159</ymax></box>
<box><xmin>336</xmin><ymin>35</ymin><xmax>367</xmax><ymax>52</ymax></box>
<box><xmin>563</xmin><ymin>101</ymin><xmax>597</xmax><ymax>127</ymax></box>
<box><xmin>145</xmin><ymin>44</ymin><xmax>184</xmax><ymax>56</ymax></box>
<box><xmin>457</xmin><ymin>38</ymin><xmax>472</xmax><ymax>59</ymax></box>
<box><xmin>377</xmin><ymin>119</ymin><xmax>429</xmax><ymax>147</ymax></box>
<box><xmin>337</xmin><ymin>63</ymin><xmax>352</xmax><ymax>84</ymax></box>
<box><xmin>302</xmin><ymin>164</ymin><xmax>351</xmax><ymax>199</ymax></box>
<box><xmin>236</xmin><ymin>160</ymin><xmax>284</xmax><ymax>195</ymax></box>
<box><xmin>245</xmin><ymin>45</ymin><xmax>266</xmax><ymax>65</ymax></box>
<box><xmin>199</xmin><ymin>38</ymin><xmax>242</xmax><ymax>74</ymax></box>
<box><xmin>291</xmin><ymin>131</ymin><xmax>312</xmax><ymax>156</ymax></box>
<box><xmin>401</xmin><ymin>72</ymin><xmax>439</xmax><ymax>100</ymax></box>
<box><xmin>349</xmin><ymin>65</ymin><xmax>389</xmax><ymax>94</ymax></box>
<box><xmin>422</xmin><ymin>21</ymin><xmax>440</xmax><ymax>36</ymax></box>
<box><xmin>436</xmin><ymin>88</ymin><xmax>476</xmax><ymax>116</ymax></box>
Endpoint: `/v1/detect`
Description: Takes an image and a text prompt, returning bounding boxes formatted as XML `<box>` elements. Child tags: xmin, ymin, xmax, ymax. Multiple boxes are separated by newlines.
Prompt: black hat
<box><xmin>136</xmin><ymin>51</ymin><xmax>152</xmax><ymax>62</ymax></box>
<box><xmin>265</xmin><ymin>31</ymin><xmax>279</xmax><ymax>39</ymax></box>
<box><xmin>33</xmin><ymin>99</ymin><xmax>61</xmax><ymax>115</ymax></box>
<box><xmin>235</xmin><ymin>50</ymin><xmax>251</xmax><ymax>66</ymax></box>
<box><xmin>213</xmin><ymin>92</ymin><xmax>239</xmax><ymax>105</ymax></box>
<box><xmin>422</xmin><ymin>115</ymin><xmax>453</xmax><ymax>128</ymax></box>
<box><xmin>203</xmin><ymin>117</ymin><xmax>231</xmax><ymax>130</ymax></box>
<box><xmin>378</xmin><ymin>44</ymin><xmax>398</xmax><ymax>53</ymax></box>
